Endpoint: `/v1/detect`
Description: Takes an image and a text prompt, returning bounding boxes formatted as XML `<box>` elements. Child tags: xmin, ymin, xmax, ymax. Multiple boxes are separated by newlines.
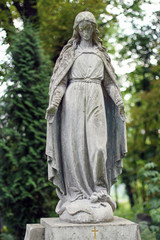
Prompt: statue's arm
<box><xmin>46</xmin><ymin>75</ymin><xmax>68</xmax><ymax>115</ymax></box>
<box><xmin>103</xmin><ymin>70</ymin><xmax>126</xmax><ymax>121</ymax></box>
<box><xmin>105</xmin><ymin>84</ymin><xmax>124</xmax><ymax>107</ymax></box>
<box><xmin>103</xmin><ymin>70</ymin><xmax>123</xmax><ymax>105</ymax></box>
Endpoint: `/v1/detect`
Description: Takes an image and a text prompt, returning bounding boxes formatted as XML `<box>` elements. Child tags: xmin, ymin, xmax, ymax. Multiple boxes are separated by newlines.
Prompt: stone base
<box><xmin>24</xmin><ymin>217</ymin><xmax>141</xmax><ymax>240</ymax></box>
<box><xmin>24</xmin><ymin>224</ymin><xmax>44</xmax><ymax>240</ymax></box>
<box><xmin>59</xmin><ymin>200</ymin><xmax>114</xmax><ymax>223</ymax></box>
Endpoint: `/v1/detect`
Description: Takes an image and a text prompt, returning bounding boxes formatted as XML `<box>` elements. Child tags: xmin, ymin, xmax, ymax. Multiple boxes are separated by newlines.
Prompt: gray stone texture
<box><xmin>24</xmin><ymin>224</ymin><xmax>44</xmax><ymax>240</ymax></box>
<box><xmin>45</xmin><ymin>11</ymin><xmax>127</xmax><ymax>222</ymax></box>
<box><xmin>39</xmin><ymin>217</ymin><xmax>141</xmax><ymax>240</ymax></box>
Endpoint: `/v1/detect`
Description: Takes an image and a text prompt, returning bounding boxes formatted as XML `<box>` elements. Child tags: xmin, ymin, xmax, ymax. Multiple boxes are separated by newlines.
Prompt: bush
<box><xmin>0</xmin><ymin>24</ymin><xmax>57</xmax><ymax>239</ymax></box>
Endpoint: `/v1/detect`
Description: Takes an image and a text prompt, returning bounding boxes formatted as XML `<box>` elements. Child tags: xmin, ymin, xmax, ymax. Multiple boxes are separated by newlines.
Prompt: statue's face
<box><xmin>78</xmin><ymin>21</ymin><xmax>93</xmax><ymax>41</ymax></box>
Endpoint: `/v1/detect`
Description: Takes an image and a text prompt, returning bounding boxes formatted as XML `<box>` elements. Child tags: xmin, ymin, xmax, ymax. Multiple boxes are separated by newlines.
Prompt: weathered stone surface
<box><xmin>45</xmin><ymin>11</ymin><xmax>127</xmax><ymax>223</ymax></box>
<box><xmin>40</xmin><ymin>216</ymin><xmax>141</xmax><ymax>240</ymax></box>
<box><xmin>24</xmin><ymin>224</ymin><xmax>44</xmax><ymax>240</ymax></box>
<box><xmin>59</xmin><ymin>200</ymin><xmax>114</xmax><ymax>223</ymax></box>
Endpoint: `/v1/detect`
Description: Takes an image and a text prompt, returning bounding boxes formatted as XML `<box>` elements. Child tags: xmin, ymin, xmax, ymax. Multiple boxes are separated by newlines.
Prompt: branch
<box><xmin>12</xmin><ymin>0</ymin><xmax>24</xmax><ymax>19</ymax></box>
<box><xmin>0</xmin><ymin>2</ymin><xmax>15</xmax><ymax>44</ymax></box>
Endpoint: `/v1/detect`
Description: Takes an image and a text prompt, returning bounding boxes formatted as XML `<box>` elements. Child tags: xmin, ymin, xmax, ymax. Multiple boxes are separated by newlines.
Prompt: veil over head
<box><xmin>73</xmin><ymin>11</ymin><xmax>97</xmax><ymax>29</ymax></box>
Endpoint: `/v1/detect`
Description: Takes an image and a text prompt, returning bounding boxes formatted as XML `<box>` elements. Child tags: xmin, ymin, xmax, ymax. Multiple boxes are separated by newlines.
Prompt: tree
<box><xmin>0</xmin><ymin>1</ymin><xmax>157</xmax><ymax>238</ymax></box>
<box><xmin>37</xmin><ymin>0</ymin><xmax>118</xmax><ymax>62</ymax></box>
<box><xmin>118</xmin><ymin>10</ymin><xmax>160</xmax><ymax>236</ymax></box>
<box><xmin>0</xmin><ymin>0</ymin><xmax>39</xmax><ymax>44</ymax></box>
<box><xmin>0</xmin><ymin>0</ymin><xmax>147</xmax><ymax>62</ymax></box>
<box><xmin>0</xmin><ymin>24</ymin><xmax>57</xmax><ymax>239</ymax></box>
<box><xmin>37</xmin><ymin>0</ymin><xmax>148</xmax><ymax>62</ymax></box>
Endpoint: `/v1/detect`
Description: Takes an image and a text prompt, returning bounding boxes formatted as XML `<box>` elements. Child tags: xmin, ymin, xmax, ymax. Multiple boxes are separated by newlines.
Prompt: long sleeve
<box><xmin>45</xmin><ymin>75</ymin><xmax>68</xmax><ymax>122</ymax></box>
<box><xmin>103</xmin><ymin>69</ymin><xmax>124</xmax><ymax>107</ymax></box>
<box><xmin>105</xmin><ymin>84</ymin><xmax>124</xmax><ymax>107</ymax></box>
<box><xmin>49</xmin><ymin>75</ymin><xmax>68</xmax><ymax>108</ymax></box>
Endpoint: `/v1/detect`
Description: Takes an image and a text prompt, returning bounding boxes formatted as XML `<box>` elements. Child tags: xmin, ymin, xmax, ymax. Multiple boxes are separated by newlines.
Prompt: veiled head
<box><xmin>72</xmin><ymin>11</ymin><xmax>99</xmax><ymax>46</ymax></box>
<box><xmin>54</xmin><ymin>11</ymin><xmax>108</xmax><ymax>72</ymax></box>
<box><xmin>73</xmin><ymin>11</ymin><xmax>96</xmax><ymax>29</ymax></box>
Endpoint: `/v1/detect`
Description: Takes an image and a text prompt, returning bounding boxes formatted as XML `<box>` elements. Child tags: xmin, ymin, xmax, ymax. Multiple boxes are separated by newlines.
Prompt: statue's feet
<box><xmin>59</xmin><ymin>199</ymin><xmax>114</xmax><ymax>223</ymax></box>
<box><xmin>90</xmin><ymin>191</ymin><xmax>116</xmax><ymax>211</ymax></box>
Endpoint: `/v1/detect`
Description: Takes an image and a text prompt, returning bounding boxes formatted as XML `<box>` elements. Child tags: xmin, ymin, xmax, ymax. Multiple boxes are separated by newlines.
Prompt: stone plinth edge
<box><xmin>24</xmin><ymin>217</ymin><xmax>141</xmax><ymax>240</ymax></box>
<box><xmin>24</xmin><ymin>224</ymin><xmax>44</xmax><ymax>240</ymax></box>
<box><xmin>41</xmin><ymin>216</ymin><xmax>141</xmax><ymax>240</ymax></box>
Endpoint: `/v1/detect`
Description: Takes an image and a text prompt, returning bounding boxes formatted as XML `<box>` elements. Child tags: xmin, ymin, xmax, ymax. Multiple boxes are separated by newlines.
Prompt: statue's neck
<box><xmin>79</xmin><ymin>39</ymin><xmax>93</xmax><ymax>49</ymax></box>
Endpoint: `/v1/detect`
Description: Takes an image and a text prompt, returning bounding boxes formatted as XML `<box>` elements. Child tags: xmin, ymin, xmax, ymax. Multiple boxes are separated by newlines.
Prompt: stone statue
<box><xmin>45</xmin><ymin>11</ymin><xmax>127</xmax><ymax>223</ymax></box>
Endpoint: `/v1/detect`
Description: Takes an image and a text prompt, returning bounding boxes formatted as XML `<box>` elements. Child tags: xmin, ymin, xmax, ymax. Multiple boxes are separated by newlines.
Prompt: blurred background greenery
<box><xmin>0</xmin><ymin>0</ymin><xmax>159</xmax><ymax>239</ymax></box>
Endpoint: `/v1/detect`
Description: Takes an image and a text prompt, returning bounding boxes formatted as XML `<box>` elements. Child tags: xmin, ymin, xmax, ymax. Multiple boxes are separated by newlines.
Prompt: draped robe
<box><xmin>45</xmin><ymin>46</ymin><xmax>127</xmax><ymax>203</ymax></box>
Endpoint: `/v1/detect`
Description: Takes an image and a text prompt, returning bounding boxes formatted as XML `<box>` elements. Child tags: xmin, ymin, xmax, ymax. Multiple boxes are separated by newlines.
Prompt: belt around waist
<box><xmin>69</xmin><ymin>78</ymin><xmax>102</xmax><ymax>85</ymax></box>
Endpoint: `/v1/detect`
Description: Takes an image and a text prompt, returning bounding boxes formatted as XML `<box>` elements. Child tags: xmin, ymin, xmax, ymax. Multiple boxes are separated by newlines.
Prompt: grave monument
<box><xmin>24</xmin><ymin>11</ymin><xmax>141</xmax><ymax>240</ymax></box>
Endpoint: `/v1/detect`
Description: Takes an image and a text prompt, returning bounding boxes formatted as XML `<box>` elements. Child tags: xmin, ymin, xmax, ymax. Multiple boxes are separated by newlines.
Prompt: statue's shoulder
<box><xmin>95</xmin><ymin>48</ymin><xmax>118</xmax><ymax>85</ymax></box>
<box><xmin>63</xmin><ymin>46</ymin><xmax>75</xmax><ymax>59</ymax></box>
<box><xmin>53</xmin><ymin>46</ymin><xmax>75</xmax><ymax>76</ymax></box>
<box><xmin>95</xmin><ymin>48</ymin><xmax>111</xmax><ymax>64</ymax></box>
<box><xmin>49</xmin><ymin>47</ymin><xmax>75</xmax><ymax>92</ymax></box>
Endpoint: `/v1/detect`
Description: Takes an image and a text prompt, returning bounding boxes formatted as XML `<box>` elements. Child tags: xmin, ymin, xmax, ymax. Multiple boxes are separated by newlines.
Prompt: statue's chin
<box><xmin>58</xmin><ymin>199</ymin><xmax>114</xmax><ymax>223</ymax></box>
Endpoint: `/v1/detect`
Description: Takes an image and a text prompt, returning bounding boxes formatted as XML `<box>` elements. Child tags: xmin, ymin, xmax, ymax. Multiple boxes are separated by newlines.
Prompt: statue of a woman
<box><xmin>45</xmin><ymin>11</ymin><xmax>127</xmax><ymax>223</ymax></box>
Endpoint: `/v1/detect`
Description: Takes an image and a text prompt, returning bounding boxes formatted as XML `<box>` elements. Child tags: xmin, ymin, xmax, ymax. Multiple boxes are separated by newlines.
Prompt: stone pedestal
<box><xmin>24</xmin><ymin>217</ymin><xmax>141</xmax><ymax>240</ymax></box>
<box><xmin>24</xmin><ymin>224</ymin><xmax>44</xmax><ymax>240</ymax></box>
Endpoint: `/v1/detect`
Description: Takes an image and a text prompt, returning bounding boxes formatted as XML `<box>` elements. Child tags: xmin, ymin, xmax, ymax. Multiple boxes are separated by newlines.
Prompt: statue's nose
<box><xmin>83</xmin><ymin>31</ymin><xmax>88</xmax><ymax>36</ymax></box>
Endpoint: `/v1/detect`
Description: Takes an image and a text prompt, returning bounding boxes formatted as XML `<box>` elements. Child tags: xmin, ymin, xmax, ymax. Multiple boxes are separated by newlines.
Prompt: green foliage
<box><xmin>0</xmin><ymin>0</ymin><xmax>38</xmax><ymax>44</ymax></box>
<box><xmin>118</xmin><ymin>9</ymin><xmax>160</xmax><ymax>236</ymax></box>
<box><xmin>0</xmin><ymin>0</ymin><xmax>15</xmax><ymax>43</ymax></box>
<box><xmin>37</xmin><ymin>0</ymin><xmax>118</xmax><ymax>62</ymax></box>
<box><xmin>0</xmin><ymin>233</ymin><xmax>15</xmax><ymax>240</ymax></box>
<box><xmin>0</xmin><ymin>24</ymin><xmax>57</xmax><ymax>240</ymax></box>
<box><xmin>0</xmin><ymin>0</ymin><xmax>148</xmax><ymax>62</ymax></box>
<box><xmin>0</xmin><ymin>1</ymin><xmax>159</xmax><ymax>239</ymax></box>
<box><xmin>37</xmin><ymin>0</ymin><xmax>148</xmax><ymax>62</ymax></box>
<box><xmin>139</xmin><ymin>221</ymin><xmax>157</xmax><ymax>240</ymax></box>
<box><xmin>115</xmin><ymin>202</ymin><xmax>158</xmax><ymax>240</ymax></box>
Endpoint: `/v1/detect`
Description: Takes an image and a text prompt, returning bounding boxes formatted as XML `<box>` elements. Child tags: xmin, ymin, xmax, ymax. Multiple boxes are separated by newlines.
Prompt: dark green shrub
<box><xmin>0</xmin><ymin>24</ymin><xmax>57</xmax><ymax>240</ymax></box>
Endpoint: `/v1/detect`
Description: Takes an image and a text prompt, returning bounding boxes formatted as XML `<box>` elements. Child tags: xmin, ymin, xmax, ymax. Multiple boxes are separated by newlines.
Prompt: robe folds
<box><xmin>45</xmin><ymin>46</ymin><xmax>127</xmax><ymax>198</ymax></box>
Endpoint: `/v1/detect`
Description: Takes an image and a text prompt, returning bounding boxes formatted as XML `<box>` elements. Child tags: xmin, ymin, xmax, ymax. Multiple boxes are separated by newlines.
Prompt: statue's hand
<box><xmin>46</xmin><ymin>105</ymin><xmax>57</xmax><ymax>115</ymax></box>
<box><xmin>118</xmin><ymin>104</ymin><xmax>126</xmax><ymax>122</ymax></box>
